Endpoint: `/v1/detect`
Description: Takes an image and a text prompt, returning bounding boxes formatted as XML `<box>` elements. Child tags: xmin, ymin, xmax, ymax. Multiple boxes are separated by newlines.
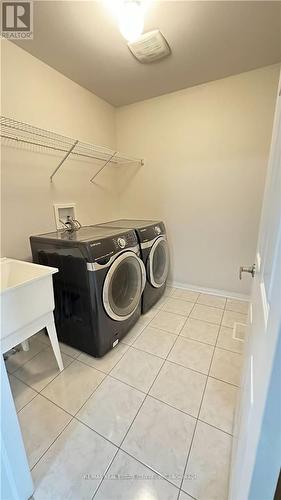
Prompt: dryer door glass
<box><xmin>103</xmin><ymin>252</ymin><xmax>144</xmax><ymax>321</ymax></box>
<box><xmin>148</xmin><ymin>237</ymin><xmax>169</xmax><ymax>288</ymax></box>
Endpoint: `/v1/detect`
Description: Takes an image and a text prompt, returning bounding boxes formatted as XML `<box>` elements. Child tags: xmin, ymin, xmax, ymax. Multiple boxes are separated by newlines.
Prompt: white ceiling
<box><xmin>14</xmin><ymin>1</ymin><xmax>281</xmax><ymax>106</ymax></box>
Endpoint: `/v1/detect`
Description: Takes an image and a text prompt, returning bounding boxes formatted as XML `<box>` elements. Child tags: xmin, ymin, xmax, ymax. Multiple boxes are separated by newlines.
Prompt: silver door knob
<box><xmin>239</xmin><ymin>264</ymin><xmax>256</xmax><ymax>280</ymax></box>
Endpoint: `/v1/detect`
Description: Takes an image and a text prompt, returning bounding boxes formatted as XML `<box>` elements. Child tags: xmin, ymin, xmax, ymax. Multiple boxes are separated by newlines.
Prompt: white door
<box><xmin>1</xmin><ymin>356</ymin><xmax>34</xmax><ymax>500</ymax></box>
<box><xmin>229</xmin><ymin>74</ymin><xmax>281</xmax><ymax>500</ymax></box>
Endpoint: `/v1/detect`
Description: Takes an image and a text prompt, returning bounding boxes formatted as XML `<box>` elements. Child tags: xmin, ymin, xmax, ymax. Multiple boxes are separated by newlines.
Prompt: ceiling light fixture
<box><xmin>104</xmin><ymin>0</ymin><xmax>151</xmax><ymax>43</ymax></box>
<box><xmin>118</xmin><ymin>1</ymin><xmax>144</xmax><ymax>42</ymax></box>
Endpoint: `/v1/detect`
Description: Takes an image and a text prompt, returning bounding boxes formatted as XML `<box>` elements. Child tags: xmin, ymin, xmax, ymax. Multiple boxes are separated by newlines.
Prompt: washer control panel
<box><xmin>117</xmin><ymin>237</ymin><xmax>126</xmax><ymax>249</ymax></box>
<box><xmin>87</xmin><ymin>230</ymin><xmax>138</xmax><ymax>262</ymax></box>
<box><xmin>112</xmin><ymin>231</ymin><xmax>138</xmax><ymax>252</ymax></box>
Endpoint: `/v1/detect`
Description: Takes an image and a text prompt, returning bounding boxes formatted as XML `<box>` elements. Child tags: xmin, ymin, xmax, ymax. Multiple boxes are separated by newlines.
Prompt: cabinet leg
<box><xmin>46</xmin><ymin>318</ymin><xmax>64</xmax><ymax>371</ymax></box>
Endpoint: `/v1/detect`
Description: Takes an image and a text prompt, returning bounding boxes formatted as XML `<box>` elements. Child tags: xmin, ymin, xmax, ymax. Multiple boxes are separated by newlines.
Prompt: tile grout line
<box><xmin>195</xmin><ymin>292</ymin><xmax>249</xmax><ymax>305</ymax></box>
<box><xmin>36</xmin><ymin>356</ymin><xmax>78</xmax><ymax>392</ymax></box>
<box><xmin>5</xmin><ymin>340</ymin><xmax>50</xmax><ymax>375</ymax></box>
<box><xmin>15</xmin><ymin>293</ymin><xmax>240</xmax><ymax>494</ymax></box>
<box><xmin>7</xmin><ymin>297</ymin><xmax>233</xmax><ymax>379</ymax></box>
<box><xmin>8</xmin><ymin>335</ymin><xmax>84</xmax><ymax>392</ymax></box>
<box><xmin>180</xmin><ymin>298</ymin><xmax>238</xmax><ymax>497</ymax></box>
<box><xmin>146</xmin><ymin>394</ymin><xmax>233</xmax><ymax>437</ymax></box>
<box><xmin>130</xmin><ymin>306</ymin><xmax>186</xmax><ymax>348</ymax></box>
<box><xmin>143</xmin><ymin>307</ymin><xmax>190</xmax><ymax>397</ymax></box>
<box><xmin>159</xmin><ymin>303</ymin><xmax>197</xmax><ymax>318</ymax></box>
<box><xmin>15</xmin><ymin>331</ymin><xmax>242</xmax><ymax>394</ymax></box>
<box><xmin>30</xmin><ymin>416</ymin><xmax>75</xmax><ymax>472</ymax></box>
<box><xmin>13</xmin><ymin>390</ymin><xmax>38</xmax><ymax>414</ymax></box>
<box><xmin>15</xmin><ymin>310</ymin><xmax>162</xmax><ymax>418</ymax></box>
<box><xmin>195</xmin><ymin>293</ymin><xmax>227</xmax><ymax>309</ymax></box>
<box><xmin>125</xmin><ymin>321</ymin><xmax>180</xmax><ymax>338</ymax></box>
<box><xmin>14</xmin><ymin>327</ymin><xmax>241</xmax><ymax>418</ymax></box>
<box><xmin>30</xmin><ymin>360</ymin><xmax>108</xmax><ymax>472</ymax></box>
<box><xmin>31</xmin><ymin>378</ymin><xmax>182</xmax><ymax>497</ymax></box>
<box><xmin>64</xmin><ymin>335</ymin><xmax>241</xmax><ymax>386</ymax></box>
<box><xmin>91</xmin><ymin>295</ymin><xmax>188</xmax><ymax>498</ymax></box>
<box><xmin>178</xmin><ymin>330</ymin><xmax>243</xmax><ymax>354</ymax></box>
<box><xmin>119</xmin><ymin>306</ymin><xmax>162</xmax><ymax>345</ymax></box>
<box><xmin>7</xmin><ymin>303</ymin><xmax>158</xmax><ymax>382</ymax></box>
<box><xmin>17</xmin><ymin>310</ymin><xmax>160</xmax><ymax>411</ymax></box>
<box><xmin>39</xmin><ymin>357</ymin><xmax>238</xmax><ymax>434</ymax></box>
<box><xmin>174</xmin><ymin>301</ymin><xmax>203</xmax><ymax>500</ymax></box>
<box><xmin>91</xmin><ymin>363</ymin><xmax>166</xmax><ymax>498</ymax></box>
<box><xmin>125</xmin><ymin>302</ymin><xmax>201</xmax><ymax>498</ymax></box>
<box><xmin>15</xmin><ymin>357</ymin><xmax>77</xmax><ymax>414</ymax></box>
<box><xmin>90</xmin><ymin>448</ymin><xmax>120</xmax><ymax>499</ymax></box>
<box><xmin>8</xmin><ymin>294</ymin><xmax>229</xmax><ymax>385</ymax></box>
<box><xmin>108</xmin><ymin>304</ymin><xmax>169</xmax><ymax>369</ymax></box>
<box><xmin>13</xmin><ymin>292</ymin><xmax>240</xmax><ymax>497</ymax></box>
<box><xmin>5</xmin><ymin>294</ymin><xmax>244</xmax><ymax>370</ymax></box>
<box><xmin>26</xmin><ymin>303</ymin><xmax>169</xmax><ymax>488</ymax></box>
<box><xmin>29</xmin><ymin>338</ymin><xmax>131</xmax><ymax>471</ymax></box>
<box><xmin>92</xmin><ymin>296</ymin><xmax>184</xmax><ymax>496</ymax></box>
<box><xmin>34</xmin><ymin>371</ymin><xmax>234</xmax><ymax>498</ymax></box>
<box><xmin>14</xmin><ymin>310</ymin><xmax>241</xmax><ymax>416</ymax></box>
<box><xmin>176</xmin><ymin>296</ymin><xmax>228</xmax><ymax>500</ymax></box>
<box><xmin>76</xmin><ymin>408</ymin><xmax>195</xmax><ymax>496</ymax></box>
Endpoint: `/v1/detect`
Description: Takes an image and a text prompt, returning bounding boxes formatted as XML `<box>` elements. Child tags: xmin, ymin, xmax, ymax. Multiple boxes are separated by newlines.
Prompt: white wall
<box><xmin>1</xmin><ymin>41</ymin><xmax>117</xmax><ymax>260</ymax></box>
<box><xmin>1</xmin><ymin>41</ymin><xmax>279</xmax><ymax>295</ymax></box>
<box><xmin>115</xmin><ymin>65</ymin><xmax>280</xmax><ymax>294</ymax></box>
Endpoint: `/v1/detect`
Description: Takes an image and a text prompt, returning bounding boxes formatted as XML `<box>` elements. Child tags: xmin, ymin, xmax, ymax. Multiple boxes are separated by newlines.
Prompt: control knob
<box><xmin>117</xmin><ymin>237</ymin><xmax>126</xmax><ymax>249</ymax></box>
<box><xmin>155</xmin><ymin>226</ymin><xmax>161</xmax><ymax>235</ymax></box>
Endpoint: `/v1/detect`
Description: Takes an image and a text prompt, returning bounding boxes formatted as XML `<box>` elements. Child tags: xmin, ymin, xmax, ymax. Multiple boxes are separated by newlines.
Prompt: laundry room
<box><xmin>1</xmin><ymin>2</ymin><xmax>281</xmax><ymax>500</ymax></box>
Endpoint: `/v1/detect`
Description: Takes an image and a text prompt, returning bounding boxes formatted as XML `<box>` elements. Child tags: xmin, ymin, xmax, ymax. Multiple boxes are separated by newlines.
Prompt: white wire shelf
<box><xmin>0</xmin><ymin>116</ymin><xmax>144</xmax><ymax>182</ymax></box>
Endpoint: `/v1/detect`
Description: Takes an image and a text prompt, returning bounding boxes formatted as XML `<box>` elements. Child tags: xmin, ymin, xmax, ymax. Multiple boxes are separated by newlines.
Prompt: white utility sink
<box><xmin>1</xmin><ymin>257</ymin><xmax>63</xmax><ymax>371</ymax></box>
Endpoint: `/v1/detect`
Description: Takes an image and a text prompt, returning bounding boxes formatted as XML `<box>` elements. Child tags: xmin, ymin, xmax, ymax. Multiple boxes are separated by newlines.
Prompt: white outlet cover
<box><xmin>53</xmin><ymin>203</ymin><xmax>77</xmax><ymax>230</ymax></box>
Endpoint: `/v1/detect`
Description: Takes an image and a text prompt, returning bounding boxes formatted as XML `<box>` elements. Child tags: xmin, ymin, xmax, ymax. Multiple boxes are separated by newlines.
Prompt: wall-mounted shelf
<box><xmin>0</xmin><ymin>116</ymin><xmax>144</xmax><ymax>182</ymax></box>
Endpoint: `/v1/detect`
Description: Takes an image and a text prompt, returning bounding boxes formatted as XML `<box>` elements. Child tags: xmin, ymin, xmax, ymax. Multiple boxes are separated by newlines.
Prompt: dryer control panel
<box><xmin>138</xmin><ymin>221</ymin><xmax>166</xmax><ymax>243</ymax></box>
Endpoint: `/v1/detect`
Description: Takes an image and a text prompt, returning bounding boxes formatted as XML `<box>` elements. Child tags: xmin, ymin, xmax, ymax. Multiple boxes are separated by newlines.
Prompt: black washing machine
<box><xmin>30</xmin><ymin>226</ymin><xmax>146</xmax><ymax>357</ymax></box>
<box><xmin>97</xmin><ymin>220</ymin><xmax>169</xmax><ymax>313</ymax></box>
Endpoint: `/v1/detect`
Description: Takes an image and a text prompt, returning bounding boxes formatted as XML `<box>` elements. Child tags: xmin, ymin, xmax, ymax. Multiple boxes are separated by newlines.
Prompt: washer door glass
<box><xmin>148</xmin><ymin>237</ymin><xmax>169</xmax><ymax>288</ymax></box>
<box><xmin>103</xmin><ymin>252</ymin><xmax>144</xmax><ymax>321</ymax></box>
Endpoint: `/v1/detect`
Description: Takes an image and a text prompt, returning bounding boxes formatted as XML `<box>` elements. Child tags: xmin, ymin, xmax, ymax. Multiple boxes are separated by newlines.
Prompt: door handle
<box><xmin>239</xmin><ymin>264</ymin><xmax>256</xmax><ymax>280</ymax></box>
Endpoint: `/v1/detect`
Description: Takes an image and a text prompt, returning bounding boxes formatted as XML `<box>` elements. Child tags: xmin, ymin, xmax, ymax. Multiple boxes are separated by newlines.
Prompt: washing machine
<box><xmin>97</xmin><ymin>220</ymin><xmax>169</xmax><ymax>313</ymax></box>
<box><xmin>30</xmin><ymin>226</ymin><xmax>146</xmax><ymax>357</ymax></box>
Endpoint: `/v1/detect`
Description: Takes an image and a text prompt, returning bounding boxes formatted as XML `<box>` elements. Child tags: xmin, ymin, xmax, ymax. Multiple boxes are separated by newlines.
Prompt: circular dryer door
<box><xmin>147</xmin><ymin>236</ymin><xmax>169</xmax><ymax>288</ymax></box>
<box><xmin>103</xmin><ymin>251</ymin><xmax>146</xmax><ymax>321</ymax></box>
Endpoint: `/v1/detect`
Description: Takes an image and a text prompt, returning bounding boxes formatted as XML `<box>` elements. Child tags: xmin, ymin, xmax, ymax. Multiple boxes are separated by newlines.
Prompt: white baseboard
<box><xmin>168</xmin><ymin>280</ymin><xmax>250</xmax><ymax>301</ymax></box>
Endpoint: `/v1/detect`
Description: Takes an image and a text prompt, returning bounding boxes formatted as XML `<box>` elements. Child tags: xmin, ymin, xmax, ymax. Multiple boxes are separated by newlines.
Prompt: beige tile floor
<box><xmin>5</xmin><ymin>287</ymin><xmax>248</xmax><ymax>500</ymax></box>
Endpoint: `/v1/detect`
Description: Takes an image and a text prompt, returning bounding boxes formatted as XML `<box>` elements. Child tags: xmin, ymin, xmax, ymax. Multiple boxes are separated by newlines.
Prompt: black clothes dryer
<box><xmin>30</xmin><ymin>226</ymin><xmax>145</xmax><ymax>357</ymax></box>
<box><xmin>97</xmin><ymin>220</ymin><xmax>169</xmax><ymax>313</ymax></box>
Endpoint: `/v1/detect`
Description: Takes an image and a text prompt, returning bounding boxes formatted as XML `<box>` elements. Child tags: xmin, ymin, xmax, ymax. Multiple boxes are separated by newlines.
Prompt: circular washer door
<box><xmin>147</xmin><ymin>236</ymin><xmax>169</xmax><ymax>288</ymax></box>
<box><xmin>103</xmin><ymin>251</ymin><xmax>146</xmax><ymax>321</ymax></box>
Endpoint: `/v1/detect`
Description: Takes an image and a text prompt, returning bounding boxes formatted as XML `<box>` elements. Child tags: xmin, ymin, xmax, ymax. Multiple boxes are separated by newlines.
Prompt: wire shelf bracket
<box><xmin>90</xmin><ymin>151</ymin><xmax>118</xmax><ymax>183</ymax></box>
<box><xmin>0</xmin><ymin>116</ymin><xmax>144</xmax><ymax>183</ymax></box>
<box><xmin>50</xmin><ymin>140</ymin><xmax>79</xmax><ymax>182</ymax></box>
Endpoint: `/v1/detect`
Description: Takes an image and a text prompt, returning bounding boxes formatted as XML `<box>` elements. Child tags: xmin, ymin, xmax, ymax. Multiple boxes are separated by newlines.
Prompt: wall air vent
<box><xmin>128</xmin><ymin>30</ymin><xmax>171</xmax><ymax>63</ymax></box>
